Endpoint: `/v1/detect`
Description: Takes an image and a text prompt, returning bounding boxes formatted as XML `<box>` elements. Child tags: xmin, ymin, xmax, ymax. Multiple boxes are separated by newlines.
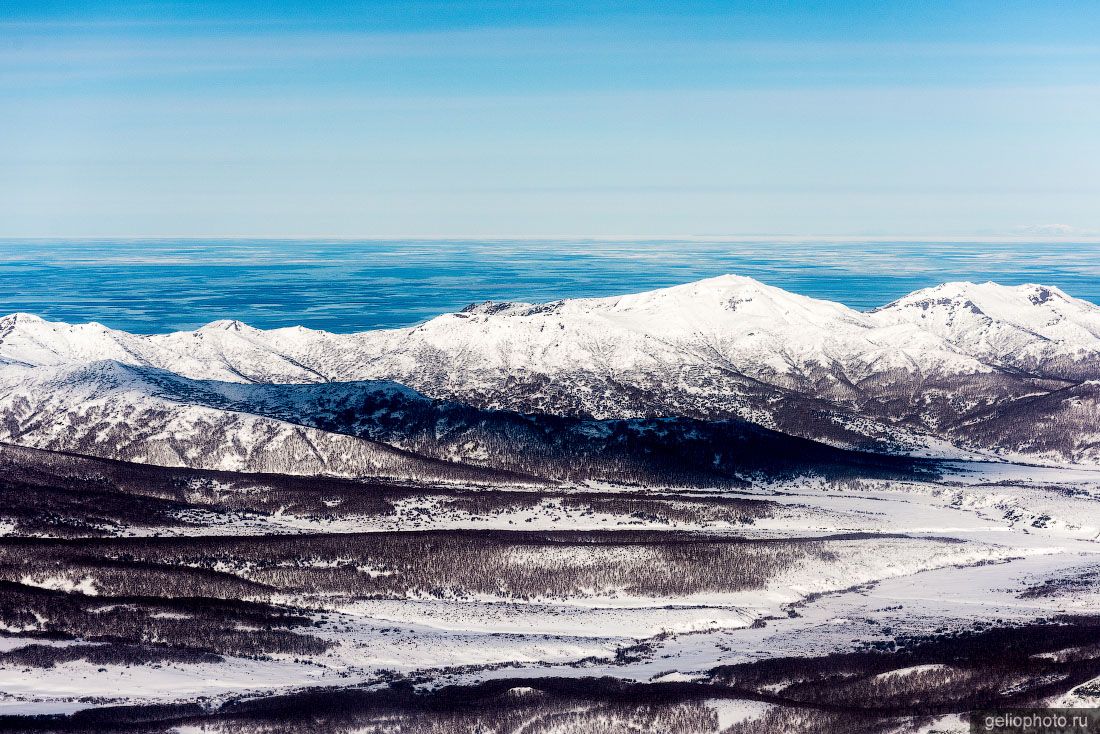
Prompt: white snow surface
<box><xmin>3</xmin><ymin>275</ymin><xmax>1099</xmax><ymax>464</ymax></box>
<box><xmin>4</xmin><ymin>277</ymin><xmax>1098</xmax><ymax>382</ymax></box>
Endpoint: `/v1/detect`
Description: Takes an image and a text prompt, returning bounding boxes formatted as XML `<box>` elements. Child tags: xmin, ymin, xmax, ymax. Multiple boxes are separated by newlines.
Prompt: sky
<box><xmin>1</xmin><ymin>1</ymin><xmax>1099</xmax><ymax>238</ymax></box>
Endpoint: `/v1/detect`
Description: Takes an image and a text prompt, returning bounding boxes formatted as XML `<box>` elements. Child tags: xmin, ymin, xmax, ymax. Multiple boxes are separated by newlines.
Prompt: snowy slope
<box><xmin>0</xmin><ymin>276</ymin><xmax>1001</xmax><ymax>382</ymax></box>
<box><xmin>872</xmin><ymin>282</ymin><xmax>1100</xmax><ymax>379</ymax></box>
<box><xmin>2</xmin><ymin>275</ymin><xmax>1098</xmax><ymax>463</ymax></box>
<box><xmin>0</xmin><ymin>360</ymin><xmax>929</xmax><ymax>485</ymax></box>
<box><xmin>0</xmin><ymin>361</ymin><xmax>508</xmax><ymax>483</ymax></box>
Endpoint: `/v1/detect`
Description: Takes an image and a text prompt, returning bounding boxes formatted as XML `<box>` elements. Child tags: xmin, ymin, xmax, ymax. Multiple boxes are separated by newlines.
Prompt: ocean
<box><xmin>3</xmin><ymin>239</ymin><xmax>1099</xmax><ymax>333</ymax></box>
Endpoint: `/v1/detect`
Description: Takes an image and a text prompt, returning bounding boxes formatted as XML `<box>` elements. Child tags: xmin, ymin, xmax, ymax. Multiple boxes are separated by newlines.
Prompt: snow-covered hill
<box><xmin>0</xmin><ymin>360</ymin><xmax>929</xmax><ymax>485</ymax></box>
<box><xmin>872</xmin><ymin>282</ymin><xmax>1100</xmax><ymax>380</ymax></box>
<box><xmin>2</xmin><ymin>275</ymin><xmax>1098</xmax><ymax>464</ymax></box>
<box><xmin>0</xmin><ymin>361</ymin><xmax>508</xmax><ymax>483</ymax></box>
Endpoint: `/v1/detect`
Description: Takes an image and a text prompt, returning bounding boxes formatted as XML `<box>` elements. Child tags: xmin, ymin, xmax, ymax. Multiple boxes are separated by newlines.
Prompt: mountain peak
<box><xmin>601</xmin><ymin>274</ymin><xmax>856</xmax><ymax>326</ymax></box>
<box><xmin>600</xmin><ymin>274</ymin><xmax>779</xmax><ymax>304</ymax></box>
<box><xmin>0</xmin><ymin>312</ymin><xmax>48</xmax><ymax>329</ymax></box>
<box><xmin>459</xmin><ymin>300</ymin><xmax>530</xmax><ymax>316</ymax></box>
<box><xmin>701</xmin><ymin>273</ymin><xmax>765</xmax><ymax>286</ymax></box>
<box><xmin>654</xmin><ymin>274</ymin><xmax>773</xmax><ymax>294</ymax></box>
<box><xmin>876</xmin><ymin>281</ymin><xmax>1082</xmax><ymax>315</ymax></box>
<box><xmin>196</xmin><ymin>319</ymin><xmax>258</xmax><ymax>334</ymax></box>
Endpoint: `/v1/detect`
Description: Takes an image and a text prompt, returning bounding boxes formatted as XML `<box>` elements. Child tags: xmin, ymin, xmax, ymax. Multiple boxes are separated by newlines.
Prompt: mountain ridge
<box><xmin>2</xmin><ymin>275</ymin><xmax>1098</xmax><ymax>465</ymax></box>
<box><xmin>0</xmin><ymin>358</ymin><xmax>934</xmax><ymax>485</ymax></box>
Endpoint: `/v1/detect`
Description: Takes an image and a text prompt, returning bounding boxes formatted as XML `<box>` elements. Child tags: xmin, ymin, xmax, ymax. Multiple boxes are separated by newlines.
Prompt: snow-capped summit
<box><xmin>195</xmin><ymin>319</ymin><xmax>258</xmax><ymax>334</ymax></box>
<box><xmin>874</xmin><ymin>281</ymin><xmax>1094</xmax><ymax>329</ymax></box>
<box><xmin>560</xmin><ymin>274</ymin><xmax>866</xmax><ymax>334</ymax></box>
<box><xmin>453</xmin><ymin>275</ymin><xmax>860</xmax><ymax>330</ymax></box>
<box><xmin>0</xmin><ymin>312</ymin><xmax>151</xmax><ymax>368</ymax></box>
<box><xmin>872</xmin><ymin>281</ymin><xmax>1100</xmax><ymax>378</ymax></box>
<box><xmin>0</xmin><ymin>312</ymin><xmax>46</xmax><ymax>328</ymax></box>
<box><xmin>605</xmin><ymin>273</ymin><xmax>851</xmax><ymax>315</ymax></box>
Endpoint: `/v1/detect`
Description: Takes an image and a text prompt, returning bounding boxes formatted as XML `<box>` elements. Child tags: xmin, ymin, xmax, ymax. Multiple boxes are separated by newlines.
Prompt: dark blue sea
<box><xmin>3</xmin><ymin>239</ymin><xmax>1099</xmax><ymax>333</ymax></box>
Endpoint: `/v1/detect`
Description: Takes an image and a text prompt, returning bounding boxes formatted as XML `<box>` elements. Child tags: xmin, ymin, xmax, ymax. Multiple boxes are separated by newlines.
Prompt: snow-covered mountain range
<box><xmin>0</xmin><ymin>359</ymin><xmax>925</xmax><ymax>484</ymax></box>
<box><xmin>2</xmin><ymin>275</ymin><xmax>1099</xmax><ymax>467</ymax></box>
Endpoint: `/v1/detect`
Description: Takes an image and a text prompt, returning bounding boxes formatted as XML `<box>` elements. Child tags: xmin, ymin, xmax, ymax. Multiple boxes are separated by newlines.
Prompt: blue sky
<box><xmin>2</xmin><ymin>1</ymin><xmax>1099</xmax><ymax>237</ymax></box>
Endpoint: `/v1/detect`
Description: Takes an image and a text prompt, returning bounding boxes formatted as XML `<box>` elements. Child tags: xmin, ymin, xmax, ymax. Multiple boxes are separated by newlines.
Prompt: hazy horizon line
<box><xmin>4</xmin><ymin>234</ymin><xmax>1100</xmax><ymax>243</ymax></box>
